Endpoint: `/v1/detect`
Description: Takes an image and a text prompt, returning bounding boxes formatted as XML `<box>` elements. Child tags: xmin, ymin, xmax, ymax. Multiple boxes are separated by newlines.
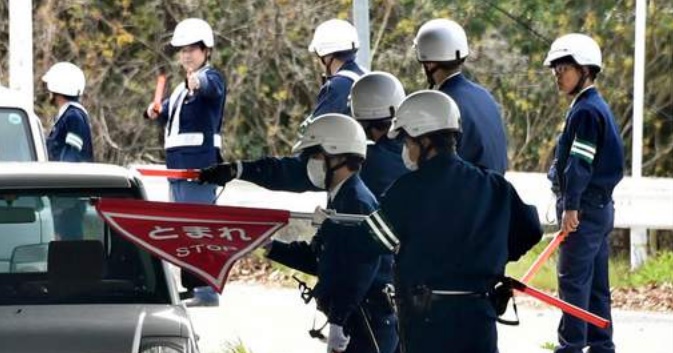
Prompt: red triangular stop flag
<box><xmin>95</xmin><ymin>198</ymin><xmax>290</xmax><ymax>293</ymax></box>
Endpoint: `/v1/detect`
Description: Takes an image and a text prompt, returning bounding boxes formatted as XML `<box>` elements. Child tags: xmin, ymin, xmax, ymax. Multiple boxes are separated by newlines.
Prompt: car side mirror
<box><xmin>179</xmin><ymin>290</ymin><xmax>195</xmax><ymax>301</ymax></box>
<box><xmin>10</xmin><ymin>243</ymin><xmax>48</xmax><ymax>273</ymax></box>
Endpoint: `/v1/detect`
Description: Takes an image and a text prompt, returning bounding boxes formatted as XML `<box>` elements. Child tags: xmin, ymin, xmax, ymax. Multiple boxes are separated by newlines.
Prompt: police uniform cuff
<box><xmin>265</xmin><ymin>240</ymin><xmax>288</xmax><ymax>263</ymax></box>
<box><xmin>197</xmin><ymin>71</ymin><xmax>208</xmax><ymax>92</ymax></box>
<box><xmin>563</xmin><ymin>195</ymin><xmax>581</xmax><ymax>210</ymax></box>
<box><xmin>328</xmin><ymin>313</ymin><xmax>349</xmax><ymax>327</ymax></box>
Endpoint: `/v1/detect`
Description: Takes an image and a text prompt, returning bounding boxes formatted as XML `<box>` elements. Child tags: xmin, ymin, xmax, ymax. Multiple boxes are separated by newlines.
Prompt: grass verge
<box><xmin>506</xmin><ymin>235</ymin><xmax>673</xmax><ymax>291</ymax></box>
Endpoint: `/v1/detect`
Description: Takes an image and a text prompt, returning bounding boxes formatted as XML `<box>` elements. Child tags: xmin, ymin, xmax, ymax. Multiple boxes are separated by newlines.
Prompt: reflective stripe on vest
<box><xmin>164</xmin><ymin>66</ymin><xmax>221</xmax><ymax>150</ymax></box>
<box><xmin>165</xmin><ymin>133</ymin><xmax>222</xmax><ymax>150</ymax></box>
<box><xmin>335</xmin><ymin>69</ymin><xmax>362</xmax><ymax>82</ymax></box>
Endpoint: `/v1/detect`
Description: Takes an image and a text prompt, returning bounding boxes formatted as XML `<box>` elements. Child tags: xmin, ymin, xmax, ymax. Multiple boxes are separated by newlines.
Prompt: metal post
<box><xmin>9</xmin><ymin>0</ymin><xmax>34</xmax><ymax>108</ymax></box>
<box><xmin>352</xmin><ymin>0</ymin><xmax>371</xmax><ymax>70</ymax></box>
<box><xmin>630</xmin><ymin>0</ymin><xmax>647</xmax><ymax>270</ymax></box>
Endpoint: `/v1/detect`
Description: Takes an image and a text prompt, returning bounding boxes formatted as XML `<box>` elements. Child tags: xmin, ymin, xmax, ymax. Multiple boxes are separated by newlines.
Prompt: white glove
<box><xmin>312</xmin><ymin>206</ymin><xmax>335</xmax><ymax>226</ymax></box>
<box><xmin>326</xmin><ymin>324</ymin><xmax>350</xmax><ymax>353</ymax></box>
<box><xmin>187</xmin><ymin>70</ymin><xmax>201</xmax><ymax>91</ymax></box>
<box><xmin>146</xmin><ymin>103</ymin><xmax>159</xmax><ymax>119</ymax></box>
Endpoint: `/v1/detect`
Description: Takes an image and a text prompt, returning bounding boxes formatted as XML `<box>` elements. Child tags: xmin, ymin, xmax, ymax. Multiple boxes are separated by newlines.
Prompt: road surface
<box><xmin>188</xmin><ymin>283</ymin><xmax>673</xmax><ymax>353</ymax></box>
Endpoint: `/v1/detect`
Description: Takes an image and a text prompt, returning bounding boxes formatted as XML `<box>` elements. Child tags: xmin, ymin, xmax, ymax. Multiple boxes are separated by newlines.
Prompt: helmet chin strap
<box><xmin>320</xmin><ymin>55</ymin><xmax>336</xmax><ymax>83</ymax></box>
<box><xmin>423</xmin><ymin>63</ymin><xmax>440</xmax><ymax>88</ymax></box>
<box><xmin>417</xmin><ymin>143</ymin><xmax>430</xmax><ymax>168</ymax></box>
<box><xmin>569</xmin><ymin>66</ymin><xmax>588</xmax><ymax>96</ymax></box>
<box><xmin>324</xmin><ymin>156</ymin><xmax>348</xmax><ymax>191</ymax></box>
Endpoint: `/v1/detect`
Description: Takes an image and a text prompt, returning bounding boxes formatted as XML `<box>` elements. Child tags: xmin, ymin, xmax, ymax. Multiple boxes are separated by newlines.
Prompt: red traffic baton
<box><xmin>521</xmin><ymin>230</ymin><xmax>567</xmax><ymax>283</ymax></box>
<box><xmin>152</xmin><ymin>73</ymin><xmax>167</xmax><ymax>113</ymax></box>
<box><xmin>510</xmin><ymin>278</ymin><xmax>610</xmax><ymax>329</ymax></box>
<box><xmin>136</xmin><ymin>168</ymin><xmax>200</xmax><ymax>180</ymax></box>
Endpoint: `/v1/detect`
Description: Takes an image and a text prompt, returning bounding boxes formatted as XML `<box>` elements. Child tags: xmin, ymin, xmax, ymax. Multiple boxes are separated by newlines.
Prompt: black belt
<box><xmin>404</xmin><ymin>285</ymin><xmax>489</xmax><ymax>299</ymax></box>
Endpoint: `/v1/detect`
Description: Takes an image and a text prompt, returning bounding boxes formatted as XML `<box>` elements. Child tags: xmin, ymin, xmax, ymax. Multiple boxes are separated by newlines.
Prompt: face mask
<box><xmin>307</xmin><ymin>158</ymin><xmax>327</xmax><ymax>189</ymax></box>
<box><xmin>402</xmin><ymin>144</ymin><xmax>418</xmax><ymax>171</ymax></box>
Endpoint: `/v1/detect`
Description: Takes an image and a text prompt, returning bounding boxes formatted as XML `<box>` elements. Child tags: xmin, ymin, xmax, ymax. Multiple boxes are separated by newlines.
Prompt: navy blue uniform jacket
<box><xmin>267</xmin><ymin>174</ymin><xmax>394</xmax><ymax>325</ymax></box>
<box><xmin>158</xmin><ymin>66</ymin><xmax>226</xmax><ymax>169</ymax></box>
<box><xmin>312</xmin><ymin>60</ymin><xmax>365</xmax><ymax>117</ymax></box>
<box><xmin>380</xmin><ymin>153</ymin><xmax>541</xmax><ymax>292</ymax></box>
<box><xmin>437</xmin><ymin>74</ymin><xmax>508</xmax><ymax>174</ymax></box>
<box><xmin>548</xmin><ymin>87</ymin><xmax>624</xmax><ymax>210</ymax></box>
<box><xmin>47</xmin><ymin>102</ymin><xmax>93</xmax><ymax>162</ymax></box>
<box><xmin>360</xmin><ymin>136</ymin><xmax>408</xmax><ymax>199</ymax></box>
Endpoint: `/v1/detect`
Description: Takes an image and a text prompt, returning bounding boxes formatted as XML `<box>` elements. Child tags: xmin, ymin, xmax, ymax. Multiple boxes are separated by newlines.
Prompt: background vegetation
<box><xmin>0</xmin><ymin>0</ymin><xmax>670</xmax><ymax>176</ymax></box>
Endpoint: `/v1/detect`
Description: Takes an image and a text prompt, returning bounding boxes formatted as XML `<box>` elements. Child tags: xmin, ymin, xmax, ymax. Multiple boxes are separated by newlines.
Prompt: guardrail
<box><xmin>506</xmin><ymin>172</ymin><xmax>673</xmax><ymax>269</ymax></box>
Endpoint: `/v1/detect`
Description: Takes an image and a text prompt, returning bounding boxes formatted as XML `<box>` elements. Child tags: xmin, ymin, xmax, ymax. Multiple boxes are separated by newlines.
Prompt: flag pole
<box><xmin>289</xmin><ymin>211</ymin><xmax>367</xmax><ymax>224</ymax></box>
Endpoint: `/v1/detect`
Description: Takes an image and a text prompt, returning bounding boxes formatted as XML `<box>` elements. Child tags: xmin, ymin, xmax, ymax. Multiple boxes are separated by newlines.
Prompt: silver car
<box><xmin>0</xmin><ymin>163</ymin><xmax>200</xmax><ymax>353</ymax></box>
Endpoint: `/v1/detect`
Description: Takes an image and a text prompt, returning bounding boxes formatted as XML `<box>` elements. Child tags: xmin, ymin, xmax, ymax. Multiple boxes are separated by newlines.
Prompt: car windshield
<box><xmin>0</xmin><ymin>191</ymin><xmax>171</xmax><ymax>305</ymax></box>
<box><xmin>0</xmin><ymin>108</ymin><xmax>36</xmax><ymax>161</ymax></box>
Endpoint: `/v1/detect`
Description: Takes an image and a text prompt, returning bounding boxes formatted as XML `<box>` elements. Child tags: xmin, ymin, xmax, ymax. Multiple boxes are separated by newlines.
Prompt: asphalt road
<box><xmin>188</xmin><ymin>283</ymin><xmax>673</xmax><ymax>353</ymax></box>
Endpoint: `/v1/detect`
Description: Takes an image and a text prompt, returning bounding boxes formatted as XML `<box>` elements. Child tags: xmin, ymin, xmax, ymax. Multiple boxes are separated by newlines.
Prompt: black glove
<box><xmin>199</xmin><ymin>163</ymin><xmax>237</xmax><ymax>186</ymax></box>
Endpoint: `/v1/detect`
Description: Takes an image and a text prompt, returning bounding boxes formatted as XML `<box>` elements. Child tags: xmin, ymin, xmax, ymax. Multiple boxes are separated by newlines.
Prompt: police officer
<box><xmin>414</xmin><ymin>19</ymin><xmax>508</xmax><ymax>174</ymax></box>
<box><xmin>43</xmin><ymin>62</ymin><xmax>93</xmax><ymax>241</ymax></box>
<box><xmin>265</xmin><ymin>114</ymin><xmax>398</xmax><ymax>353</ymax></box>
<box><xmin>366</xmin><ymin>90</ymin><xmax>542</xmax><ymax>353</ymax></box>
<box><xmin>544</xmin><ymin>33</ymin><xmax>623</xmax><ymax>353</ymax></box>
<box><xmin>146</xmin><ymin>18</ymin><xmax>227</xmax><ymax>306</ymax></box>
<box><xmin>43</xmin><ymin>62</ymin><xmax>93</xmax><ymax>163</ymax></box>
<box><xmin>308</xmin><ymin>18</ymin><xmax>367</xmax><ymax>118</ymax></box>
<box><xmin>351</xmin><ymin>71</ymin><xmax>408</xmax><ymax>199</ymax></box>
<box><xmin>199</xmin><ymin>20</ymin><xmax>373</xmax><ymax>194</ymax></box>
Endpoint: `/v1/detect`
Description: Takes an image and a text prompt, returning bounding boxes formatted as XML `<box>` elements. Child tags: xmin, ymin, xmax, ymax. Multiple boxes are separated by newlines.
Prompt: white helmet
<box><xmin>543</xmin><ymin>33</ymin><xmax>602</xmax><ymax>70</ymax></box>
<box><xmin>171</xmin><ymin>18</ymin><xmax>214</xmax><ymax>48</ymax></box>
<box><xmin>42</xmin><ymin>62</ymin><xmax>86</xmax><ymax>97</ymax></box>
<box><xmin>388</xmin><ymin>90</ymin><xmax>461</xmax><ymax>139</ymax></box>
<box><xmin>351</xmin><ymin>72</ymin><xmax>406</xmax><ymax>121</ymax></box>
<box><xmin>308</xmin><ymin>19</ymin><xmax>360</xmax><ymax>57</ymax></box>
<box><xmin>414</xmin><ymin>19</ymin><xmax>469</xmax><ymax>62</ymax></box>
<box><xmin>292</xmin><ymin>114</ymin><xmax>367</xmax><ymax>158</ymax></box>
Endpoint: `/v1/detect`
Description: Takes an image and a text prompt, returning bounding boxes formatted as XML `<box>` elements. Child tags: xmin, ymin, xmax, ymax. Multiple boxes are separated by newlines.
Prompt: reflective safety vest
<box><xmin>164</xmin><ymin>65</ymin><xmax>223</xmax><ymax>150</ymax></box>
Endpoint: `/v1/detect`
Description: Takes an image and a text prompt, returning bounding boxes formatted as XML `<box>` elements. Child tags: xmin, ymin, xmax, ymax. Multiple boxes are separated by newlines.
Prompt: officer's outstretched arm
<box><xmin>238</xmin><ymin>155</ymin><xmax>318</xmax><ymax>192</ymax></box>
<box><xmin>195</xmin><ymin>70</ymin><xmax>226</xmax><ymax>100</ymax></box>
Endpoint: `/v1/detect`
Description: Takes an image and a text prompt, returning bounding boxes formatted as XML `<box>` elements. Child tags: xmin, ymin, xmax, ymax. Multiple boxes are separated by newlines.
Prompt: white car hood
<box><xmin>0</xmin><ymin>304</ymin><xmax>192</xmax><ymax>353</ymax></box>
